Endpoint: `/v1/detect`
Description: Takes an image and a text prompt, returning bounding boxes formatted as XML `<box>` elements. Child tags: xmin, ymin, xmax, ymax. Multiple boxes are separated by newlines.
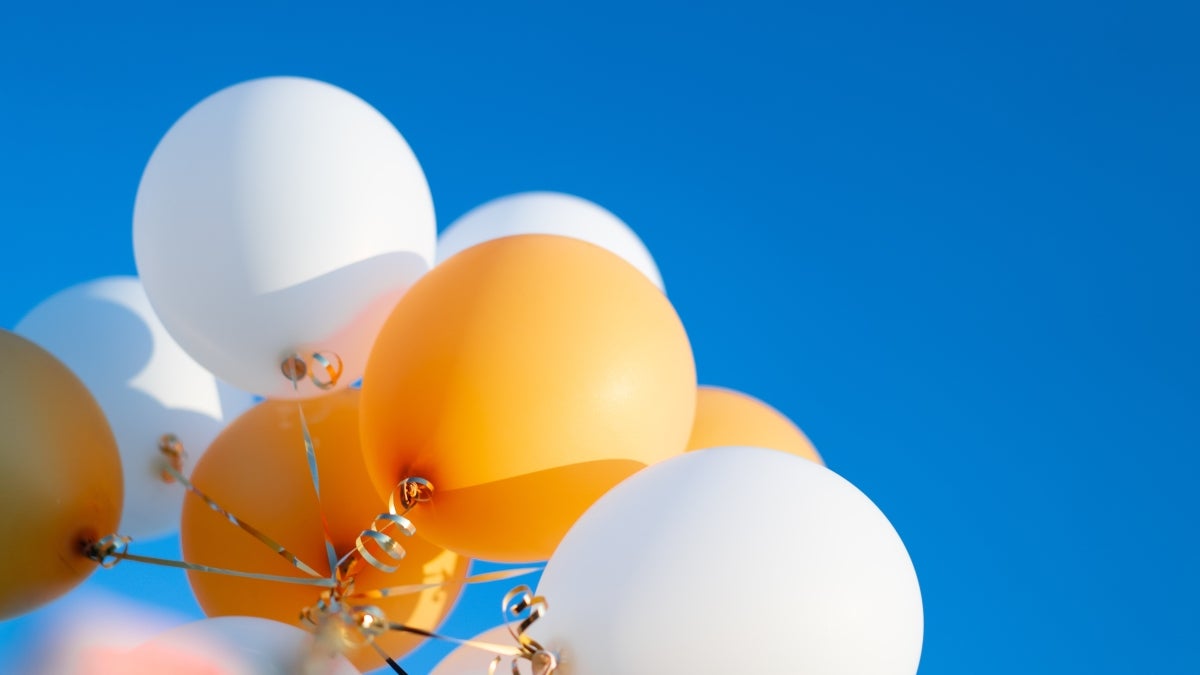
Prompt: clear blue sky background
<box><xmin>2</xmin><ymin>2</ymin><xmax>1198</xmax><ymax>673</ymax></box>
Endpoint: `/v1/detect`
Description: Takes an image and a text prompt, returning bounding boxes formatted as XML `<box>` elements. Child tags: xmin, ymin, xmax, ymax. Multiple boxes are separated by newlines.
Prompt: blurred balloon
<box><xmin>134</xmin><ymin>76</ymin><xmax>436</xmax><ymax>399</ymax></box>
<box><xmin>361</xmin><ymin>235</ymin><xmax>696</xmax><ymax>562</ymax></box>
<box><xmin>112</xmin><ymin>616</ymin><xmax>358</xmax><ymax>675</ymax></box>
<box><xmin>16</xmin><ymin>276</ymin><xmax>255</xmax><ymax>539</ymax></box>
<box><xmin>181</xmin><ymin>390</ymin><xmax>467</xmax><ymax>671</ymax></box>
<box><xmin>531</xmin><ymin>447</ymin><xmax>924</xmax><ymax>675</ymax></box>
<box><xmin>23</xmin><ymin>587</ymin><xmax>187</xmax><ymax>675</ymax></box>
<box><xmin>429</xmin><ymin>625</ymin><xmax>515</xmax><ymax>675</ymax></box>
<box><xmin>438</xmin><ymin>191</ymin><xmax>663</xmax><ymax>290</ymax></box>
<box><xmin>0</xmin><ymin>330</ymin><xmax>123</xmax><ymax>621</ymax></box>
<box><xmin>687</xmin><ymin>385</ymin><xmax>822</xmax><ymax>464</ymax></box>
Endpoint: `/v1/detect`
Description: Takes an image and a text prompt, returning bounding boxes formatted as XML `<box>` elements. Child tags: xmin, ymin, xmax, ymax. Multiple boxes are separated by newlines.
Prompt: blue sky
<box><xmin>2</xmin><ymin>1</ymin><xmax>1198</xmax><ymax>672</ymax></box>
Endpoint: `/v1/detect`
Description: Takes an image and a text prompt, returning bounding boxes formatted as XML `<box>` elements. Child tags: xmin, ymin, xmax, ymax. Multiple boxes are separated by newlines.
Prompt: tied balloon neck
<box><xmin>281</xmin><ymin>352</ymin><xmax>345</xmax><ymax>391</ymax></box>
<box><xmin>392</xmin><ymin>476</ymin><xmax>434</xmax><ymax>514</ymax></box>
<box><xmin>157</xmin><ymin>433</ymin><xmax>186</xmax><ymax>483</ymax></box>
<box><xmin>86</xmin><ymin>534</ymin><xmax>131</xmax><ymax>569</ymax></box>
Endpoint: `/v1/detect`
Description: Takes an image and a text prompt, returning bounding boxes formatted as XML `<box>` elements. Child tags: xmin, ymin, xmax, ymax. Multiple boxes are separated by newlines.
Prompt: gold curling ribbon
<box><xmin>500</xmin><ymin>585</ymin><xmax>557</xmax><ymax>673</ymax></box>
<box><xmin>309</xmin><ymin>352</ymin><xmax>343</xmax><ymax>390</ymax></box>
<box><xmin>350</xmin><ymin>513</ymin><xmax>415</xmax><ymax>574</ymax></box>
<box><xmin>336</xmin><ymin>477</ymin><xmax>434</xmax><ymax>575</ymax></box>
<box><xmin>280</xmin><ymin>352</ymin><xmax>344</xmax><ymax>391</ymax></box>
<box><xmin>86</xmin><ymin>534</ymin><xmax>335</xmax><ymax>588</ymax></box>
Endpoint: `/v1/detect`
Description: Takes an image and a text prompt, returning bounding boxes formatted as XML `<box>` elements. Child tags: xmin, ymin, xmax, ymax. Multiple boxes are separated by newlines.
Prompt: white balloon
<box><xmin>15</xmin><ymin>277</ymin><xmax>255</xmax><ymax>540</ymax></box>
<box><xmin>430</xmin><ymin>625</ymin><xmax>516</xmax><ymax>675</ymax></box>
<box><xmin>532</xmin><ymin>447</ymin><xmax>924</xmax><ymax>675</ymax></box>
<box><xmin>438</xmin><ymin>192</ymin><xmax>664</xmax><ymax>291</ymax></box>
<box><xmin>134</xmin><ymin>76</ymin><xmax>436</xmax><ymax>399</ymax></box>
<box><xmin>126</xmin><ymin>616</ymin><xmax>358</xmax><ymax>675</ymax></box>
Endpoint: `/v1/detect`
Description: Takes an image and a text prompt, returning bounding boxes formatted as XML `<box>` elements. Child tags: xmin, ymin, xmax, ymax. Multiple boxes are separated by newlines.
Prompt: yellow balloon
<box><xmin>361</xmin><ymin>235</ymin><xmax>696</xmax><ymax>562</ymax></box>
<box><xmin>0</xmin><ymin>329</ymin><xmax>123</xmax><ymax>620</ymax></box>
<box><xmin>687</xmin><ymin>386</ymin><xmax>822</xmax><ymax>464</ymax></box>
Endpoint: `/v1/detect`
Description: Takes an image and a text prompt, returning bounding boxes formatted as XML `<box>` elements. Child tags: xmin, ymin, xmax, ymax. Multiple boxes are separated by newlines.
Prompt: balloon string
<box><xmin>380</xmin><ymin>585</ymin><xmax>557</xmax><ymax>673</ymax></box>
<box><xmin>348</xmin><ymin>566</ymin><xmax>543</xmax><ymax>600</ymax></box>
<box><xmin>293</xmin><ymin>396</ymin><xmax>341</xmax><ymax>579</ymax></box>
<box><xmin>161</xmin><ymin>461</ymin><xmax>326</xmax><ymax>579</ymax></box>
<box><xmin>369</xmin><ymin>642</ymin><xmax>409</xmax><ymax>675</ymax></box>
<box><xmin>382</xmin><ymin>623</ymin><xmax>525</xmax><ymax>658</ymax></box>
<box><xmin>85</xmin><ymin>535</ymin><xmax>335</xmax><ymax>588</ymax></box>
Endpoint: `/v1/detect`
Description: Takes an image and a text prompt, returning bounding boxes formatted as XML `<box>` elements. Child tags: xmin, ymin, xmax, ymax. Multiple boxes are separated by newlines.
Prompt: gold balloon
<box><xmin>0</xmin><ymin>329</ymin><xmax>123</xmax><ymax>620</ymax></box>
<box><xmin>687</xmin><ymin>386</ymin><xmax>823</xmax><ymax>464</ymax></box>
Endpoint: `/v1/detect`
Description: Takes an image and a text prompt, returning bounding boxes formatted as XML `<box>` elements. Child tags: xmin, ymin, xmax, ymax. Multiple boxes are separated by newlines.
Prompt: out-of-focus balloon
<box><xmin>686</xmin><ymin>385</ymin><xmax>822</xmax><ymax>464</ymax></box>
<box><xmin>181</xmin><ymin>390</ymin><xmax>467</xmax><ymax>671</ymax></box>
<box><xmin>429</xmin><ymin>625</ymin><xmax>516</xmax><ymax>675</ymax></box>
<box><xmin>0</xmin><ymin>330</ymin><xmax>123</xmax><ymax>621</ymax></box>
<box><xmin>437</xmin><ymin>191</ymin><xmax>664</xmax><ymax>290</ymax></box>
<box><xmin>111</xmin><ymin>616</ymin><xmax>358</xmax><ymax>675</ymax></box>
<box><xmin>134</xmin><ymin>76</ymin><xmax>436</xmax><ymax>399</ymax></box>
<box><xmin>531</xmin><ymin>447</ymin><xmax>924</xmax><ymax>675</ymax></box>
<box><xmin>361</xmin><ymin>235</ymin><xmax>696</xmax><ymax>562</ymax></box>
<box><xmin>24</xmin><ymin>588</ymin><xmax>187</xmax><ymax>675</ymax></box>
<box><xmin>15</xmin><ymin>276</ymin><xmax>255</xmax><ymax>539</ymax></box>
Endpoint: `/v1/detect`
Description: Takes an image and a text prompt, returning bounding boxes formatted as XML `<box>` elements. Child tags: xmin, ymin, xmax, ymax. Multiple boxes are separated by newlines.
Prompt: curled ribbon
<box><xmin>337</xmin><ymin>477</ymin><xmax>434</xmax><ymax>576</ymax></box>
<box><xmin>499</xmin><ymin>585</ymin><xmax>557</xmax><ymax>674</ymax></box>
<box><xmin>351</xmin><ymin>512</ymin><xmax>415</xmax><ymax>574</ymax></box>
<box><xmin>280</xmin><ymin>352</ymin><xmax>344</xmax><ymax>391</ymax></box>
<box><xmin>309</xmin><ymin>352</ymin><xmax>343</xmax><ymax>390</ymax></box>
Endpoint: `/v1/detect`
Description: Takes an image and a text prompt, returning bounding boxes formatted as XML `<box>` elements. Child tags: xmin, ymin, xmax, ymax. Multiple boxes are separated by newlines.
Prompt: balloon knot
<box><xmin>158</xmin><ymin>434</ymin><xmax>186</xmax><ymax>483</ymax></box>
<box><xmin>85</xmin><ymin>534</ymin><xmax>131</xmax><ymax>568</ymax></box>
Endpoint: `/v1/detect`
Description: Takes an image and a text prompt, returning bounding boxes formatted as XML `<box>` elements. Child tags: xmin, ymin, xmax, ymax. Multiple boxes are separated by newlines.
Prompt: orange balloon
<box><xmin>0</xmin><ymin>329</ymin><xmax>123</xmax><ymax>620</ymax></box>
<box><xmin>181</xmin><ymin>390</ymin><xmax>467</xmax><ymax>671</ymax></box>
<box><xmin>361</xmin><ymin>235</ymin><xmax>696</xmax><ymax>562</ymax></box>
<box><xmin>687</xmin><ymin>386</ymin><xmax>823</xmax><ymax>464</ymax></box>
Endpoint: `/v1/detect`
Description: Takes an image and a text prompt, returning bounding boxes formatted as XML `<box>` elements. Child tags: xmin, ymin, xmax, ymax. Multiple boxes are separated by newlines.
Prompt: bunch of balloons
<box><xmin>0</xmin><ymin>77</ymin><xmax>923</xmax><ymax>674</ymax></box>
